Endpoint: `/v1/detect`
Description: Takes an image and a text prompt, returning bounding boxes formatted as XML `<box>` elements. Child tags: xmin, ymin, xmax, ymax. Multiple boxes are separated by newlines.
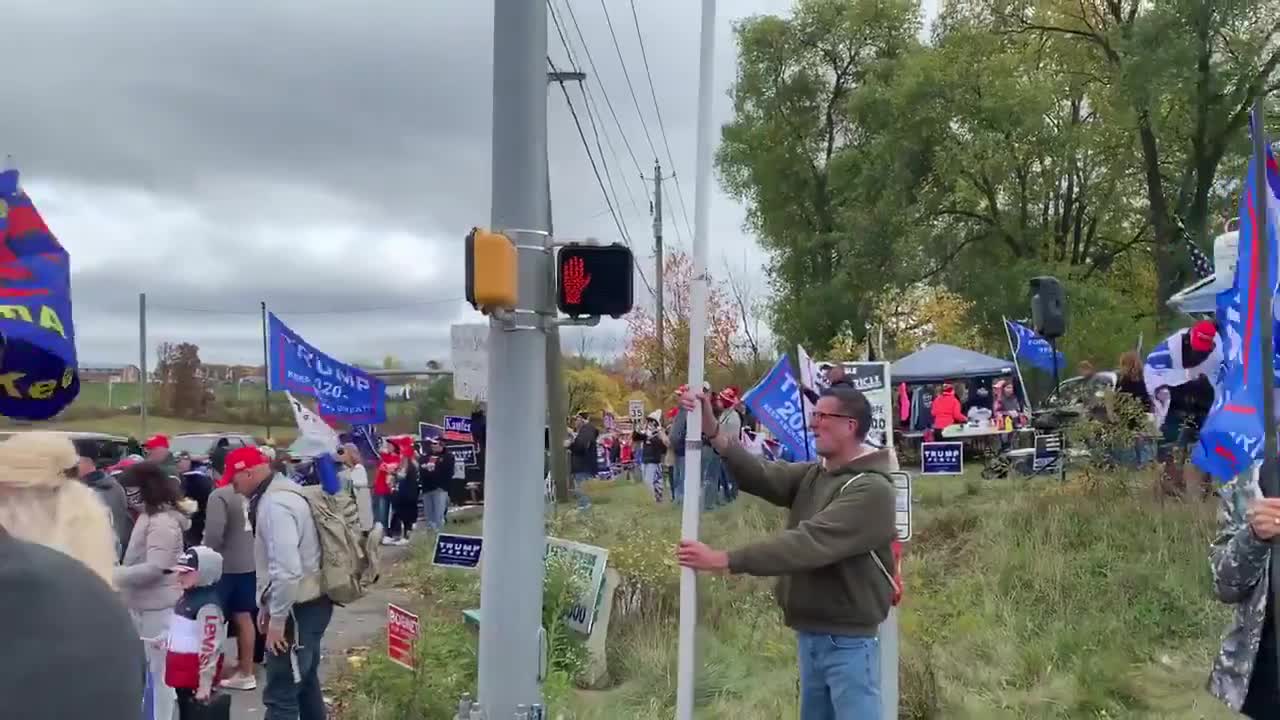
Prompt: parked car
<box><xmin>168</xmin><ymin>432</ymin><xmax>258</xmax><ymax>463</ymax></box>
<box><xmin>0</xmin><ymin>430</ymin><xmax>131</xmax><ymax>469</ymax></box>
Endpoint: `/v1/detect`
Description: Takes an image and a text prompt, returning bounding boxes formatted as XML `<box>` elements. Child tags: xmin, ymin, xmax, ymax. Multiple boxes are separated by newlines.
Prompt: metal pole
<box><xmin>479</xmin><ymin>2</ymin><xmax>549</xmax><ymax>716</ymax></box>
<box><xmin>139</xmin><ymin>292</ymin><xmax>147</xmax><ymax>438</ymax></box>
<box><xmin>1249</xmin><ymin>99</ymin><xmax>1280</xmax><ymax>681</ymax></box>
<box><xmin>1002</xmin><ymin>317</ymin><xmax>1033</xmax><ymax>411</ymax></box>
<box><xmin>547</xmin><ymin>70</ymin><xmax>582</xmax><ymax>505</ymax></box>
<box><xmin>676</xmin><ymin>3</ymin><xmax>717</xmax><ymax>718</ymax></box>
<box><xmin>654</xmin><ymin>158</ymin><xmax>665</xmax><ymax>384</ymax></box>
<box><xmin>881</xmin><ymin>605</ymin><xmax>899</xmax><ymax>720</ymax></box>
<box><xmin>261</xmin><ymin>302</ymin><xmax>272</xmax><ymax>439</ymax></box>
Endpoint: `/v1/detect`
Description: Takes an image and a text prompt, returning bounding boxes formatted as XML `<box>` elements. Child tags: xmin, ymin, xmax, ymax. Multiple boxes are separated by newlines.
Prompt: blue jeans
<box><xmin>570</xmin><ymin>472</ymin><xmax>592</xmax><ymax>509</ymax></box>
<box><xmin>700</xmin><ymin>451</ymin><xmax>722</xmax><ymax>511</ymax></box>
<box><xmin>797</xmin><ymin>631</ymin><xmax>881</xmax><ymax>720</ymax></box>
<box><xmin>642</xmin><ymin>463</ymin><xmax>664</xmax><ymax>502</ymax></box>
<box><xmin>263</xmin><ymin>597</ymin><xmax>334</xmax><ymax>720</ymax></box>
<box><xmin>672</xmin><ymin>458</ymin><xmax>685</xmax><ymax>503</ymax></box>
<box><xmin>424</xmin><ymin>488</ymin><xmax>450</xmax><ymax>530</ymax></box>
<box><xmin>372</xmin><ymin>494</ymin><xmax>391</xmax><ymax>529</ymax></box>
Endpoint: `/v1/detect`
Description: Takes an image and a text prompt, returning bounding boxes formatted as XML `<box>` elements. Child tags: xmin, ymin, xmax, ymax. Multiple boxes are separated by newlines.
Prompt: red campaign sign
<box><xmin>387</xmin><ymin>603</ymin><xmax>420</xmax><ymax>670</ymax></box>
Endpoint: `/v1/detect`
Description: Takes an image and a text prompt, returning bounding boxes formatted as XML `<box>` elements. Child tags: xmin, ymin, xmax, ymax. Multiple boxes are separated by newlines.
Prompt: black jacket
<box><xmin>569</xmin><ymin>423</ymin><xmax>599</xmax><ymax>475</ymax></box>
<box><xmin>395</xmin><ymin>461</ymin><xmax>421</xmax><ymax>501</ymax></box>
<box><xmin>419</xmin><ymin>451</ymin><xmax>456</xmax><ymax>493</ymax></box>
<box><xmin>180</xmin><ymin>471</ymin><xmax>213</xmax><ymax>549</ymax></box>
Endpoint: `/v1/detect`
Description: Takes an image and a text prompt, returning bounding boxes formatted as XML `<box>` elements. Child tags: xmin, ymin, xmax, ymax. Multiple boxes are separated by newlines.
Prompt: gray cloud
<box><xmin>4</xmin><ymin>0</ymin><xmax>935</xmax><ymax>367</ymax></box>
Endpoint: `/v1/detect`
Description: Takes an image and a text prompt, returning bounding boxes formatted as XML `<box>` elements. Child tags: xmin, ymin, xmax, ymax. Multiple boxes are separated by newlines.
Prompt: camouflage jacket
<box><xmin>1208</xmin><ymin>470</ymin><xmax>1271</xmax><ymax>711</ymax></box>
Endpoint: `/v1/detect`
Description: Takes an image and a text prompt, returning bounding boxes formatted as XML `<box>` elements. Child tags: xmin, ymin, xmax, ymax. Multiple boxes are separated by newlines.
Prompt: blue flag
<box><xmin>1005</xmin><ymin>320</ymin><xmax>1063</xmax><ymax>373</ymax></box>
<box><xmin>267</xmin><ymin>313</ymin><xmax>387</xmax><ymax>423</ymax></box>
<box><xmin>743</xmin><ymin>355</ymin><xmax>816</xmax><ymax>461</ymax></box>
<box><xmin>0</xmin><ymin>169</ymin><xmax>79</xmax><ymax>420</ymax></box>
<box><xmin>1192</xmin><ymin>126</ymin><xmax>1280</xmax><ymax>481</ymax></box>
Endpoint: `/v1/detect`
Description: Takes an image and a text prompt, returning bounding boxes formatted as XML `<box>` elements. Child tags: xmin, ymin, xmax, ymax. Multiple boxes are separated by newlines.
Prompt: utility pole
<box><xmin>138</xmin><ymin>292</ymin><xmax>147</xmax><ymax>438</ymax></box>
<box><xmin>651</xmin><ymin>159</ymin><xmax>666</xmax><ymax>383</ymax></box>
<box><xmin>478</xmin><ymin>2</ymin><xmax>549</xmax><ymax>717</ymax></box>
<box><xmin>261</xmin><ymin>302</ymin><xmax>272</xmax><ymax>439</ymax></box>
<box><xmin>547</xmin><ymin>67</ymin><xmax>586</xmax><ymax>504</ymax></box>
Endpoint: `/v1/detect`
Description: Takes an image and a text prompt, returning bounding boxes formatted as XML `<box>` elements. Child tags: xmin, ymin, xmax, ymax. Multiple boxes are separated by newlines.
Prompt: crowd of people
<box><xmin>0</xmin><ymin>429</ymin><xmax>400</xmax><ymax>720</ymax></box>
<box><xmin>563</xmin><ymin>382</ymin><xmax>772</xmax><ymax>511</ymax></box>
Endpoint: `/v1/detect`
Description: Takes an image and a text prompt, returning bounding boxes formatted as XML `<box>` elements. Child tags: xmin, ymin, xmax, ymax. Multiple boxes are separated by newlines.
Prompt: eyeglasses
<box><xmin>808</xmin><ymin>410</ymin><xmax>858</xmax><ymax>423</ymax></box>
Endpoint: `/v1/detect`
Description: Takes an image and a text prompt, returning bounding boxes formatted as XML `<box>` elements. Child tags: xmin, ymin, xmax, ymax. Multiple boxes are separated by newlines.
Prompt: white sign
<box><xmin>842</xmin><ymin>362</ymin><xmax>893</xmax><ymax>452</ymax></box>
<box><xmin>450</xmin><ymin>324</ymin><xmax>488</xmax><ymax>403</ymax></box>
<box><xmin>545</xmin><ymin>537</ymin><xmax>609</xmax><ymax>634</ymax></box>
<box><xmin>889</xmin><ymin>471</ymin><xmax>912</xmax><ymax>542</ymax></box>
<box><xmin>628</xmin><ymin>398</ymin><xmax>645</xmax><ymax>421</ymax></box>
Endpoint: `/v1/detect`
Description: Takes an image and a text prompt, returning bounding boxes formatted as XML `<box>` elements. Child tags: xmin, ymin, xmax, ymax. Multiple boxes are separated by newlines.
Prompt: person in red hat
<box><xmin>144</xmin><ymin>434</ymin><xmax>178</xmax><ymax>480</ymax></box>
<box><xmin>224</xmin><ymin>445</ymin><xmax>332</xmax><ymax>719</ymax></box>
<box><xmin>1145</xmin><ymin>319</ymin><xmax>1220</xmax><ymax>499</ymax></box>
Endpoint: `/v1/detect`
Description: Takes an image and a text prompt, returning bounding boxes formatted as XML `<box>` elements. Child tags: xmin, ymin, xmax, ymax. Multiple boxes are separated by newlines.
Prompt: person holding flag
<box><xmin>1143</xmin><ymin>320</ymin><xmax>1221</xmax><ymax>497</ymax></box>
<box><xmin>1201</xmin><ymin>114</ymin><xmax>1280</xmax><ymax>718</ymax></box>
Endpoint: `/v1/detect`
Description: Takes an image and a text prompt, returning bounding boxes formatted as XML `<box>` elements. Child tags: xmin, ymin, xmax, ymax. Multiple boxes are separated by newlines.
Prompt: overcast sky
<box><xmin>7</xmin><ymin>0</ymin><xmax>938</xmax><ymax>367</ymax></box>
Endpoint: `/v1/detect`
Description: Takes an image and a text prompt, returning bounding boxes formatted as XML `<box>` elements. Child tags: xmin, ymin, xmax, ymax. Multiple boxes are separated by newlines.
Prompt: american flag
<box><xmin>1179</xmin><ymin>216</ymin><xmax>1215</xmax><ymax>279</ymax></box>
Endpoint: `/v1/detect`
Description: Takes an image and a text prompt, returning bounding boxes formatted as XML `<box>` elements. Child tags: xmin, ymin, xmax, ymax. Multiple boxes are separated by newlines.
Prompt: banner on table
<box><xmin>743</xmin><ymin>355</ymin><xmax>816</xmax><ymax>461</ymax></box>
<box><xmin>0</xmin><ymin>169</ymin><xmax>79</xmax><ymax>420</ymax></box>
<box><xmin>1005</xmin><ymin>320</ymin><xmax>1064</xmax><ymax>374</ymax></box>
<box><xmin>268</xmin><ymin>313</ymin><xmax>386</xmax><ymax>423</ymax></box>
<box><xmin>1193</xmin><ymin>122</ymin><xmax>1280</xmax><ymax>481</ymax></box>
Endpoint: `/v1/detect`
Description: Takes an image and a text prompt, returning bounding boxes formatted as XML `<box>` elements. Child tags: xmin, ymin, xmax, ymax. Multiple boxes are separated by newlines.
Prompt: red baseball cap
<box><xmin>218</xmin><ymin>446</ymin><xmax>269</xmax><ymax>487</ymax></box>
<box><xmin>1189</xmin><ymin>320</ymin><xmax>1217</xmax><ymax>353</ymax></box>
<box><xmin>143</xmin><ymin>434</ymin><xmax>169</xmax><ymax>450</ymax></box>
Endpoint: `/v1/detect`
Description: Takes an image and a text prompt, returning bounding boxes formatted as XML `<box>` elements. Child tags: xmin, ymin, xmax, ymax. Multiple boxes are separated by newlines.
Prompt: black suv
<box><xmin>168</xmin><ymin>432</ymin><xmax>258</xmax><ymax>463</ymax></box>
<box><xmin>0</xmin><ymin>431</ymin><xmax>131</xmax><ymax>469</ymax></box>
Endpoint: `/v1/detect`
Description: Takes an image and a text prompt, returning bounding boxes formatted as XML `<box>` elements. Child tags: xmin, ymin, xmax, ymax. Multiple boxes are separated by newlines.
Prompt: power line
<box><xmin>629</xmin><ymin>0</ymin><xmax>694</xmax><ymax>245</ymax></box>
<box><xmin>147</xmin><ymin>296</ymin><xmax>464</xmax><ymax>316</ymax></box>
<box><xmin>596</xmin><ymin>0</ymin><xmax>659</xmax><ymax>162</ymax></box>
<box><xmin>547</xmin><ymin>55</ymin><xmax>656</xmax><ymax>301</ymax></box>
<box><xmin>548</xmin><ymin>0</ymin><xmax>645</xmax><ymax>220</ymax></box>
<box><xmin>561</xmin><ymin>0</ymin><xmax>646</xmax><ymax>179</ymax></box>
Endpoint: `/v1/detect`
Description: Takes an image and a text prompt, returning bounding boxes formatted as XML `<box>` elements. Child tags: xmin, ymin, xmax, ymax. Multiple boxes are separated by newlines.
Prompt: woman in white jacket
<box><xmin>340</xmin><ymin>443</ymin><xmax>374</xmax><ymax>533</ymax></box>
<box><xmin>115</xmin><ymin>461</ymin><xmax>194</xmax><ymax>720</ymax></box>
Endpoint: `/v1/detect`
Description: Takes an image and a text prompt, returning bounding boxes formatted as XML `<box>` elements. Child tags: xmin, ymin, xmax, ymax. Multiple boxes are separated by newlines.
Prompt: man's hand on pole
<box><xmin>678</xmin><ymin>390</ymin><xmax>719</xmax><ymax>440</ymax></box>
<box><xmin>677</xmin><ymin>539</ymin><xmax>729</xmax><ymax>573</ymax></box>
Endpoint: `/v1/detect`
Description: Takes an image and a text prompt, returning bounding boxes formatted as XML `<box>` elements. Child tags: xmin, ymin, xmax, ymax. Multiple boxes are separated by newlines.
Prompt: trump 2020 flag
<box><xmin>1192</xmin><ymin>125</ymin><xmax>1280</xmax><ymax>481</ymax></box>
<box><xmin>743</xmin><ymin>355</ymin><xmax>817</xmax><ymax>461</ymax></box>
<box><xmin>1005</xmin><ymin>320</ymin><xmax>1064</xmax><ymax>373</ymax></box>
<box><xmin>286</xmin><ymin>391</ymin><xmax>342</xmax><ymax>494</ymax></box>
<box><xmin>0</xmin><ymin>168</ymin><xmax>78</xmax><ymax>420</ymax></box>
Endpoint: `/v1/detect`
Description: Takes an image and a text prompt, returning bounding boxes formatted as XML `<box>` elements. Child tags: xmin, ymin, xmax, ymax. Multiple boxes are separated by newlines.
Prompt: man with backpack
<box><xmin>225</xmin><ymin>446</ymin><xmax>333</xmax><ymax>720</ymax></box>
<box><xmin>675</xmin><ymin>385</ymin><xmax>897</xmax><ymax>720</ymax></box>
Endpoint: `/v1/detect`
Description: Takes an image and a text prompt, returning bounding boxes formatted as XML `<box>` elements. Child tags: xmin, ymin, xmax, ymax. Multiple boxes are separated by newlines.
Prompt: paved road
<box><xmin>227</xmin><ymin>545</ymin><xmax>415</xmax><ymax>717</ymax></box>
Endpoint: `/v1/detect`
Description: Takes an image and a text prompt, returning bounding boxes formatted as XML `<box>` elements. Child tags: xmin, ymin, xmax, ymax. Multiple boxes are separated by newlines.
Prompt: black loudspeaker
<box><xmin>1029</xmin><ymin>276</ymin><xmax>1067</xmax><ymax>339</ymax></box>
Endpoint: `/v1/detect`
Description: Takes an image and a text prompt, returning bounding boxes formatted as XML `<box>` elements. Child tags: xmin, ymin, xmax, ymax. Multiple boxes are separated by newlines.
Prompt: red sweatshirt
<box><xmin>931</xmin><ymin>386</ymin><xmax>966</xmax><ymax>430</ymax></box>
<box><xmin>374</xmin><ymin>452</ymin><xmax>399</xmax><ymax>497</ymax></box>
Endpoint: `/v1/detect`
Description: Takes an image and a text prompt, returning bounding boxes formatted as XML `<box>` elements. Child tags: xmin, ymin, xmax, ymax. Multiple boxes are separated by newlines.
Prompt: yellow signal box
<box><xmin>465</xmin><ymin>227</ymin><xmax>518</xmax><ymax>312</ymax></box>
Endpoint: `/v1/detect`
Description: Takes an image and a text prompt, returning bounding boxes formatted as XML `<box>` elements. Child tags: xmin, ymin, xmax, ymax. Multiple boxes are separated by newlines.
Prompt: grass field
<box><xmin>0</xmin><ymin>413</ymin><xmax>289</xmax><ymax>442</ymax></box>
<box><xmin>333</xmin><ymin>466</ymin><xmax>1238</xmax><ymax>720</ymax></box>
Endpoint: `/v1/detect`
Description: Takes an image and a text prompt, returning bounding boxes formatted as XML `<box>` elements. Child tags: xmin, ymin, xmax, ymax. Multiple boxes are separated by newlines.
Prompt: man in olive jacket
<box><xmin>677</xmin><ymin>385</ymin><xmax>896</xmax><ymax>720</ymax></box>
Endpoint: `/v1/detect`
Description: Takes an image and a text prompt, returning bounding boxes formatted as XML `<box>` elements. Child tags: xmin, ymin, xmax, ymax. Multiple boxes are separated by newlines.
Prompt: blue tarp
<box><xmin>890</xmin><ymin>344</ymin><xmax>1015</xmax><ymax>384</ymax></box>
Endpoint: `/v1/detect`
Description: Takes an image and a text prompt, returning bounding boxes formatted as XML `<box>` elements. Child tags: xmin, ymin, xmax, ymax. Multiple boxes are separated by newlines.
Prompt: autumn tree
<box><xmin>624</xmin><ymin>251</ymin><xmax>741</xmax><ymax>387</ymax></box>
<box><xmin>565</xmin><ymin>365</ymin><xmax>626</xmax><ymax>419</ymax></box>
<box><xmin>155</xmin><ymin>342</ymin><xmax>206</xmax><ymax>417</ymax></box>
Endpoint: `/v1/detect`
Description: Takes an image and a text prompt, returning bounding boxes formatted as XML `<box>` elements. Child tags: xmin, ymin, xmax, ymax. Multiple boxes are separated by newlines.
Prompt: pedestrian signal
<box><xmin>556</xmin><ymin>244</ymin><xmax>634</xmax><ymax>318</ymax></box>
<box><xmin>465</xmin><ymin>227</ymin><xmax>517</xmax><ymax>313</ymax></box>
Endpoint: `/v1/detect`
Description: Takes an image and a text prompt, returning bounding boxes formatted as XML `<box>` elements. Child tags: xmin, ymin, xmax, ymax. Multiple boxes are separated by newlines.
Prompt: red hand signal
<box><xmin>562</xmin><ymin>256</ymin><xmax>591</xmax><ymax>304</ymax></box>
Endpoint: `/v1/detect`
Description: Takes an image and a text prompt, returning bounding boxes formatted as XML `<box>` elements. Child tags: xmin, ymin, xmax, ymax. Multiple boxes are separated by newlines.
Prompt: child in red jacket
<box><xmin>167</xmin><ymin>546</ymin><xmax>229</xmax><ymax>718</ymax></box>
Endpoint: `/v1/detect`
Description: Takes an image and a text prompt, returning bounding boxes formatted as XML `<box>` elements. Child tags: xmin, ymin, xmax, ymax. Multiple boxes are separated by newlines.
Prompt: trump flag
<box><xmin>1192</xmin><ymin>126</ymin><xmax>1280</xmax><ymax>481</ymax></box>
<box><xmin>0</xmin><ymin>168</ymin><xmax>78</xmax><ymax>420</ymax></box>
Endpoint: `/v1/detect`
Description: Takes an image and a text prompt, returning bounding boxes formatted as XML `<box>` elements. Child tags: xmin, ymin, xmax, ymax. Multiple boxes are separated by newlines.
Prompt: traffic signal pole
<box><xmin>479</xmin><ymin>1</ymin><xmax>549</xmax><ymax>716</ymax></box>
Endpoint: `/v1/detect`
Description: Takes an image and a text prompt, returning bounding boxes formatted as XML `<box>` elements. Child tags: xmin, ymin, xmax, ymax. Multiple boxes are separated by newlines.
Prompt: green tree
<box><xmin>717</xmin><ymin>0</ymin><xmax>923</xmax><ymax>354</ymax></box>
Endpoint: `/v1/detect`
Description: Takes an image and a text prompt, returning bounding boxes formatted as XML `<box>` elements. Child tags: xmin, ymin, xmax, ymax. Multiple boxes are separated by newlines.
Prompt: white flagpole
<box><xmin>1003</xmin><ymin>317</ymin><xmax>1033</xmax><ymax>411</ymax></box>
<box><xmin>676</xmin><ymin>2</ymin><xmax>716</xmax><ymax>718</ymax></box>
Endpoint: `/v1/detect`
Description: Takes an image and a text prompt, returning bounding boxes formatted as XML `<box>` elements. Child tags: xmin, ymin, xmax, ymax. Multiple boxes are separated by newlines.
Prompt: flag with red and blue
<box><xmin>1192</xmin><ymin>125</ymin><xmax>1280</xmax><ymax>481</ymax></box>
<box><xmin>0</xmin><ymin>168</ymin><xmax>79</xmax><ymax>420</ymax></box>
